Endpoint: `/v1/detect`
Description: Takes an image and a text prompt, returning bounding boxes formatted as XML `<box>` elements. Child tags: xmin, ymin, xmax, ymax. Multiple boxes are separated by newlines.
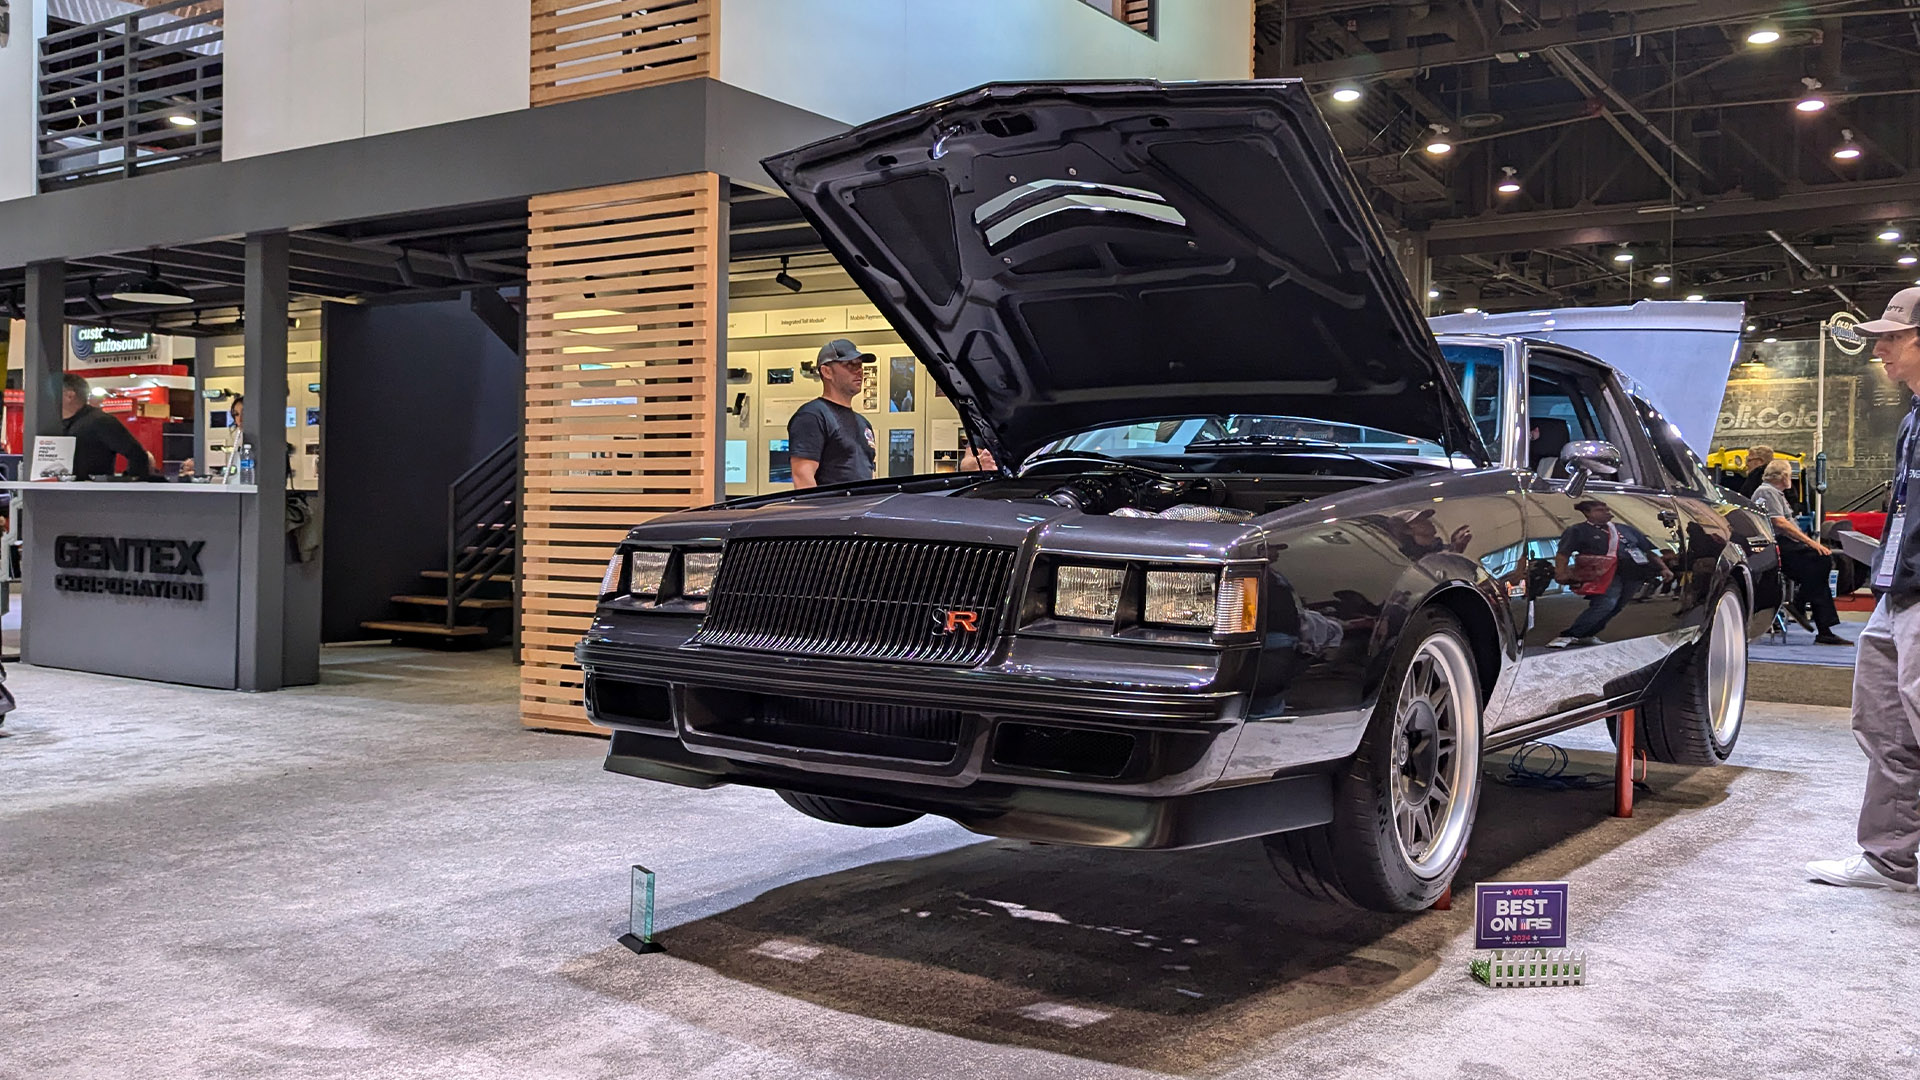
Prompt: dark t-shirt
<box><xmin>61</xmin><ymin>404</ymin><xmax>151</xmax><ymax>479</ymax></box>
<box><xmin>1560</xmin><ymin>519</ymin><xmax>1660</xmax><ymax>579</ymax></box>
<box><xmin>787</xmin><ymin>398</ymin><xmax>875</xmax><ymax>485</ymax></box>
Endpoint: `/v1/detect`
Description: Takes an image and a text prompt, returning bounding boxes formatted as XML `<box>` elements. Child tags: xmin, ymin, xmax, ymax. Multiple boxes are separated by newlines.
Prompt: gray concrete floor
<box><xmin>3</xmin><ymin>646</ymin><xmax>1918</xmax><ymax>1079</ymax></box>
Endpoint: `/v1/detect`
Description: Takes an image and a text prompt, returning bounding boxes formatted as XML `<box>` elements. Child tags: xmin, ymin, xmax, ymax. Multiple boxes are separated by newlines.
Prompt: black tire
<box><xmin>1632</xmin><ymin>585</ymin><xmax>1746</xmax><ymax>766</ymax></box>
<box><xmin>776</xmin><ymin>789</ymin><xmax>924</xmax><ymax>828</ymax></box>
<box><xmin>1264</xmin><ymin>607</ymin><xmax>1484</xmax><ymax>912</ymax></box>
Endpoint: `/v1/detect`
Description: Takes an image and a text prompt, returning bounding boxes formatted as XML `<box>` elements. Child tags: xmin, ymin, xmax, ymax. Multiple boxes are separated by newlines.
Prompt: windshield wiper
<box><xmin>1184</xmin><ymin>435</ymin><xmax>1407</xmax><ymax>477</ymax></box>
<box><xmin>1186</xmin><ymin>435</ymin><xmax>1343</xmax><ymax>450</ymax></box>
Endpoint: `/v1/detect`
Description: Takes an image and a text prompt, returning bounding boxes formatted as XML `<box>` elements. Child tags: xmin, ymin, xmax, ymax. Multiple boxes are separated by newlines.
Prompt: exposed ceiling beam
<box><xmin>1285</xmin><ymin>0</ymin><xmax>1861</xmax><ymax>83</ymax></box>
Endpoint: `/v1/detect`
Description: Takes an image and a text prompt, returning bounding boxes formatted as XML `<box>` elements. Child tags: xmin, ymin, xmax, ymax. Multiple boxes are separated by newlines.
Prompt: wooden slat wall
<box><xmin>520</xmin><ymin>174</ymin><xmax>721</xmax><ymax>733</ymax></box>
<box><xmin>531</xmin><ymin>0</ymin><xmax>716</xmax><ymax>106</ymax></box>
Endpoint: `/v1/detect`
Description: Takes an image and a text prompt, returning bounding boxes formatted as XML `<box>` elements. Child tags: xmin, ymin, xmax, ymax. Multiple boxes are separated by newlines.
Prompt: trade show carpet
<box><xmin>1</xmin><ymin>646</ymin><xmax>1915</xmax><ymax>1079</ymax></box>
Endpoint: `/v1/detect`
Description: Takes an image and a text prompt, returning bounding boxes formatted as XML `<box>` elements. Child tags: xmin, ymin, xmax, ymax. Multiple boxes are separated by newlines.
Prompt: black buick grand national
<box><xmin>575</xmin><ymin>80</ymin><xmax>1780</xmax><ymax>912</ymax></box>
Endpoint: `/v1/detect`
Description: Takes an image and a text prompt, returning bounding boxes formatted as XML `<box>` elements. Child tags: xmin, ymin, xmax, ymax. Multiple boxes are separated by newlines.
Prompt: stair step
<box><xmin>360</xmin><ymin>620</ymin><xmax>489</xmax><ymax>637</ymax></box>
<box><xmin>420</xmin><ymin>570</ymin><xmax>514</xmax><ymax>583</ymax></box>
<box><xmin>390</xmin><ymin>594</ymin><xmax>513</xmax><ymax>610</ymax></box>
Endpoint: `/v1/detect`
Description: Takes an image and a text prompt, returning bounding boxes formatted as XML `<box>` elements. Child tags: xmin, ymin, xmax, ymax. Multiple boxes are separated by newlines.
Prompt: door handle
<box><xmin>1658</xmin><ymin>509</ymin><xmax>1679</xmax><ymax>527</ymax></box>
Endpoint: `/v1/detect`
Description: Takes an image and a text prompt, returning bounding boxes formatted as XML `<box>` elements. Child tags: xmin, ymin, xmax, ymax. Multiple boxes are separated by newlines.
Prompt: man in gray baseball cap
<box><xmin>1809</xmin><ymin>286</ymin><xmax>1920</xmax><ymax>891</ymax></box>
<box><xmin>787</xmin><ymin>338</ymin><xmax>876</xmax><ymax>489</ymax></box>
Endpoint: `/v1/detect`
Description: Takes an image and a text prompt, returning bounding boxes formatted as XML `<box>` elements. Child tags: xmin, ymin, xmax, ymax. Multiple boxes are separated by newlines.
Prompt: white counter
<box><xmin>0</xmin><ymin>481</ymin><xmax>259</xmax><ymax>494</ymax></box>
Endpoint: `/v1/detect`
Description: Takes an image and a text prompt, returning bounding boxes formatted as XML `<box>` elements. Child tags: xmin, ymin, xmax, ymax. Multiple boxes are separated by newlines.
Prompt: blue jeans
<box><xmin>1565</xmin><ymin>575</ymin><xmax>1628</xmax><ymax>640</ymax></box>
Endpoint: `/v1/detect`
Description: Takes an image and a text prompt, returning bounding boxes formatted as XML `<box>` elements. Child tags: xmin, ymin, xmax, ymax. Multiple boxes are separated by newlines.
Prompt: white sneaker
<box><xmin>1546</xmin><ymin>636</ymin><xmax>1577</xmax><ymax>649</ymax></box>
<box><xmin>1806</xmin><ymin>854</ymin><xmax>1918</xmax><ymax>892</ymax></box>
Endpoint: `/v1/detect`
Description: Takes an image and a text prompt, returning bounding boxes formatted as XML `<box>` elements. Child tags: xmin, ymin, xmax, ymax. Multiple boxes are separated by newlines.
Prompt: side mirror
<box><xmin>1562</xmin><ymin>440</ymin><xmax>1621</xmax><ymax>496</ymax></box>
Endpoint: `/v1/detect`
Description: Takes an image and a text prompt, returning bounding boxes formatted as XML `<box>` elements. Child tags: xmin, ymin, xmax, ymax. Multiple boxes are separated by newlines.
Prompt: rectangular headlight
<box><xmin>1145</xmin><ymin>570</ymin><xmax>1217</xmax><ymax>627</ymax></box>
<box><xmin>682</xmin><ymin>551</ymin><xmax>722</xmax><ymax>598</ymax></box>
<box><xmin>1054</xmin><ymin>564</ymin><xmax>1125</xmax><ymax>622</ymax></box>
<box><xmin>629</xmin><ymin>551</ymin><xmax>670</xmax><ymax>597</ymax></box>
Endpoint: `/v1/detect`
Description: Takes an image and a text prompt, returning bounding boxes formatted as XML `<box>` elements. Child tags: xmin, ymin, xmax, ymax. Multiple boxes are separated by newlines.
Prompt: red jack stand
<box><xmin>1614</xmin><ymin>707</ymin><xmax>1639</xmax><ymax>818</ymax></box>
<box><xmin>1432</xmin><ymin>885</ymin><xmax>1453</xmax><ymax>911</ymax></box>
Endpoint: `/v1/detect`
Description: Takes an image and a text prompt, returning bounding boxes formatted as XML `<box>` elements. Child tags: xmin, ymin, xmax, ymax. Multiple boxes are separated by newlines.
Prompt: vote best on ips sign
<box><xmin>1474</xmin><ymin>882</ymin><xmax>1569</xmax><ymax>950</ymax></box>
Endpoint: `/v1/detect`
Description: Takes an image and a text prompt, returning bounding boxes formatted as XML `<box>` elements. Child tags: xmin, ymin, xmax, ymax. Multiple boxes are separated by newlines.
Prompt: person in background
<box><xmin>1731</xmin><ymin>444</ymin><xmax>1774</xmax><ymax>497</ymax></box>
<box><xmin>959</xmin><ymin>443</ymin><xmax>997</xmax><ymax>473</ymax></box>
<box><xmin>59</xmin><ymin>373</ymin><xmax>152</xmax><ymax>479</ymax></box>
<box><xmin>1810</xmin><ymin>286</ymin><xmax>1920</xmax><ymax>891</ymax></box>
<box><xmin>1753</xmin><ymin>458</ymin><xmax>1847</xmax><ymax>645</ymax></box>
<box><xmin>788</xmin><ymin>339</ymin><xmax>875</xmax><ymax>489</ymax></box>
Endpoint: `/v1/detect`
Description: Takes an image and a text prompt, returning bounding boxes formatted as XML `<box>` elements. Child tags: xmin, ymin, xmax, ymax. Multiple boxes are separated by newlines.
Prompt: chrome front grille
<box><xmin>693</xmin><ymin>537</ymin><xmax>1016</xmax><ymax>666</ymax></box>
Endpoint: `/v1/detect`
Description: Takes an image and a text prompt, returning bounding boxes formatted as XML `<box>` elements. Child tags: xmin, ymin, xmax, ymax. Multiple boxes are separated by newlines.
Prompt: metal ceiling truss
<box><xmin>1258</xmin><ymin>0</ymin><xmax>1920</xmax><ymax>331</ymax></box>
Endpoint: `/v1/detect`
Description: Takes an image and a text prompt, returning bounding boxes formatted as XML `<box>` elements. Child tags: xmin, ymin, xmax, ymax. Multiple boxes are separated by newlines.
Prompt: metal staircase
<box><xmin>361</xmin><ymin>436</ymin><xmax>518</xmax><ymax>645</ymax></box>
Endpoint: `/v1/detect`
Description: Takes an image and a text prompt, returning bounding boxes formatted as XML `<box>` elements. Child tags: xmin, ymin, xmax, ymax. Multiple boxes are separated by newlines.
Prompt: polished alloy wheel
<box><xmin>1706</xmin><ymin>590</ymin><xmax>1748</xmax><ymax>744</ymax></box>
<box><xmin>1389</xmin><ymin>635</ymin><xmax>1480</xmax><ymax>877</ymax></box>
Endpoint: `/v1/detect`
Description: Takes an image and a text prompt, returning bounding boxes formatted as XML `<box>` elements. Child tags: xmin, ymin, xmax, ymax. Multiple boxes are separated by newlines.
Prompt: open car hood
<box><xmin>1430</xmin><ymin>301</ymin><xmax>1746</xmax><ymax>456</ymax></box>
<box><xmin>762</xmin><ymin>81</ymin><xmax>1483</xmax><ymax>465</ymax></box>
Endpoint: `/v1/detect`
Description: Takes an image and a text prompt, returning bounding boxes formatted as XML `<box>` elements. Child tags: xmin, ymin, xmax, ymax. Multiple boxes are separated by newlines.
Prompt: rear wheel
<box><xmin>1266</xmin><ymin>607</ymin><xmax>1484</xmax><ymax>912</ymax></box>
<box><xmin>776</xmin><ymin>789</ymin><xmax>924</xmax><ymax>828</ymax></box>
<box><xmin>1632</xmin><ymin>586</ymin><xmax>1746</xmax><ymax>765</ymax></box>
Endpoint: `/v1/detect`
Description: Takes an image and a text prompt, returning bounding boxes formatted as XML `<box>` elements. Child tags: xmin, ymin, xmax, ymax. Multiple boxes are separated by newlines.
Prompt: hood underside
<box><xmin>762</xmin><ymin>80</ymin><xmax>1482</xmax><ymax>465</ymax></box>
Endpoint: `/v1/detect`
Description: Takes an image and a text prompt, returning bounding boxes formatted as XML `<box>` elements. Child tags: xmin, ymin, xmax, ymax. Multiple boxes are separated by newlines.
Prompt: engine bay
<box><xmin>954</xmin><ymin>453</ymin><xmax>1421</xmax><ymax>520</ymax></box>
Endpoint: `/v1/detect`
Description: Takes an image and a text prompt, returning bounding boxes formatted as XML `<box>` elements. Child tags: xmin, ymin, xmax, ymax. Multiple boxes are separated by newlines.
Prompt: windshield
<box><xmin>1030</xmin><ymin>416</ymin><xmax>1453</xmax><ymax>460</ymax></box>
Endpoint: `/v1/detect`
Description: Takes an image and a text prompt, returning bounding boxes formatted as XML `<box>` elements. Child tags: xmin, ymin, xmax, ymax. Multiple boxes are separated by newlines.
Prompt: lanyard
<box><xmin>1898</xmin><ymin>405</ymin><xmax>1920</xmax><ymax>511</ymax></box>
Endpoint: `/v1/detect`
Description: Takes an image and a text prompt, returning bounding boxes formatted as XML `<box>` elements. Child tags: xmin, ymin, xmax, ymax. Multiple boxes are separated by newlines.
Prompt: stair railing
<box><xmin>445</xmin><ymin>436</ymin><xmax>519</xmax><ymax>631</ymax></box>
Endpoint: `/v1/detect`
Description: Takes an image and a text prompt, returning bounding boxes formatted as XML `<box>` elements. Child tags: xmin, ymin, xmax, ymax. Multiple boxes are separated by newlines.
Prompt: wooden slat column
<box><xmin>521</xmin><ymin>175</ymin><xmax>721</xmax><ymax>732</ymax></box>
<box><xmin>532</xmin><ymin>0</ymin><xmax>716</xmax><ymax>106</ymax></box>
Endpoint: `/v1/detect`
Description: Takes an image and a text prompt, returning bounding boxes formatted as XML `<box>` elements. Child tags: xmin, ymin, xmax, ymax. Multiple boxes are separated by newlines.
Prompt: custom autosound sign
<box><xmin>68</xmin><ymin>325</ymin><xmax>162</xmax><ymax>367</ymax></box>
<box><xmin>1474</xmin><ymin>881</ymin><xmax>1569</xmax><ymax>950</ymax></box>
<box><xmin>53</xmin><ymin>535</ymin><xmax>207</xmax><ymax>602</ymax></box>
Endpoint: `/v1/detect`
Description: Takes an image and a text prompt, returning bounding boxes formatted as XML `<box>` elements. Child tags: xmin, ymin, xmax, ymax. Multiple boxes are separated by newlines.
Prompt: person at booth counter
<box><xmin>788</xmin><ymin>338</ymin><xmax>876</xmax><ymax>489</ymax></box>
<box><xmin>60</xmin><ymin>373</ymin><xmax>152</xmax><ymax>480</ymax></box>
<box><xmin>1810</xmin><ymin>286</ymin><xmax>1920</xmax><ymax>892</ymax></box>
<box><xmin>1752</xmin><ymin>457</ymin><xmax>1848</xmax><ymax>646</ymax></box>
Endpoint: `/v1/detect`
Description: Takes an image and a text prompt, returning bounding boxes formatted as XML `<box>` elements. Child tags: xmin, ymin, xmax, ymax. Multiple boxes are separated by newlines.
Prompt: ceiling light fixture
<box><xmin>1427</xmin><ymin>288</ymin><xmax>1441</xmax><ymax>299</ymax></box>
<box><xmin>1330</xmin><ymin>85</ymin><xmax>1363</xmax><ymax>104</ymax></box>
<box><xmin>1880</xmin><ymin>227</ymin><xmax>1905</xmax><ymax>242</ymax></box>
<box><xmin>1651</xmin><ymin>268</ymin><xmax>1673</xmax><ymax>284</ymax></box>
<box><xmin>1900</xmin><ymin>253</ymin><xmax>1918</xmax><ymax>267</ymax></box>
<box><xmin>1686</xmin><ymin>293</ymin><xmax>1706</xmax><ymax>302</ymax></box>
<box><xmin>1497</xmin><ymin>166</ymin><xmax>1521</xmax><ymax>194</ymax></box>
<box><xmin>1746</xmin><ymin>323</ymin><xmax>1759</xmax><ymax>332</ymax></box>
<box><xmin>1833</xmin><ymin>130</ymin><xmax>1863</xmax><ymax>161</ymax></box>
<box><xmin>1763</xmin><ymin>336</ymin><xmax>1779</xmax><ymax>343</ymax></box>
<box><xmin>1795</xmin><ymin>78</ymin><xmax>1828</xmax><ymax>113</ymax></box>
<box><xmin>1613</xmin><ymin>247</ymin><xmax>1635</xmax><ymax>264</ymax></box>
<box><xmin>1462</xmin><ymin>306</ymin><xmax>1480</xmax><ymax>314</ymax></box>
<box><xmin>1746</xmin><ymin>26</ymin><xmax>1782</xmax><ymax>45</ymax></box>
<box><xmin>110</xmin><ymin>262</ymin><xmax>193</xmax><ymax>305</ymax></box>
<box><xmin>774</xmin><ymin>255</ymin><xmax>803</xmax><ymax>293</ymax></box>
<box><xmin>167</xmin><ymin>114</ymin><xmax>197</xmax><ymax>128</ymax></box>
<box><xmin>1424</xmin><ymin>124</ymin><xmax>1453</xmax><ymax>156</ymax></box>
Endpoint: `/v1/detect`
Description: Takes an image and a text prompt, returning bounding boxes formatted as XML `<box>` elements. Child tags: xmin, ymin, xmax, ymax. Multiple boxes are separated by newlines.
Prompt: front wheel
<box><xmin>1631</xmin><ymin>586</ymin><xmax>1747</xmax><ymax>765</ymax></box>
<box><xmin>1266</xmin><ymin>607</ymin><xmax>1485</xmax><ymax>912</ymax></box>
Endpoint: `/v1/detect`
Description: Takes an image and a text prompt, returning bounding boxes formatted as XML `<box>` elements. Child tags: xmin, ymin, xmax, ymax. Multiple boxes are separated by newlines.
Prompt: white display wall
<box><xmin>725</xmin><ymin>302</ymin><xmax>966</xmax><ymax>497</ymax></box>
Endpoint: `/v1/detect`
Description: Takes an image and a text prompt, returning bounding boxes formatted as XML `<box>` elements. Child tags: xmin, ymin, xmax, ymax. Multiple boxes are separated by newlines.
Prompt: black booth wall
<box><xmin>320</xmin><ymin>294</ymin><xmax>520</xmax><ymax>642</ymax></box>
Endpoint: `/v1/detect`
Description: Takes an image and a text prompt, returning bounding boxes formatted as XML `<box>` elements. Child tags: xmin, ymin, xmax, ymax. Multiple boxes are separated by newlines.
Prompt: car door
<box><xmin>1510</xmin><ymin>347</ymin><xmax>1688</xmax><ymax>716</ymax></box>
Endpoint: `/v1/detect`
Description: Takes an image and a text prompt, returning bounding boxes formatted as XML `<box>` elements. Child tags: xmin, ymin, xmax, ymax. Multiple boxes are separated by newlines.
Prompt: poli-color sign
<box><xmin>1473</xmin><ymin>882</ymin><xmax>1568</xmax><ymax>950</ymax></box>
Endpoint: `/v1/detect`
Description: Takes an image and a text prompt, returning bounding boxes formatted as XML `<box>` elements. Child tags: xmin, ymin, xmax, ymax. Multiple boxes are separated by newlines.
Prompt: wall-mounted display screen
<box><xmin>889</xmin><ymin>429</ymin><xmax>915</xmax><ymax>477</ymax></box>
<box><xmin>725</xmin><ymin>440</ymin><xmax>747</xmax><ymax>484</ymax></box>
<box><xmin>768</xmin><ymin>439</ymin><xmax>792</xmax><ymax>484</ymax></box>
<box><xmin>889</xmin><ymin>357</ymin><xmax>916</xmax><ymax>413</ymax></box>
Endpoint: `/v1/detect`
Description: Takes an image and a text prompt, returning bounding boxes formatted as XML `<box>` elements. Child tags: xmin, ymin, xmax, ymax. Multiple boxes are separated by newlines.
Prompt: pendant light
<box><xmin>111</xmin><ymin>262</ymin><xmax>193</xmax><ymax>305</ymax></box>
